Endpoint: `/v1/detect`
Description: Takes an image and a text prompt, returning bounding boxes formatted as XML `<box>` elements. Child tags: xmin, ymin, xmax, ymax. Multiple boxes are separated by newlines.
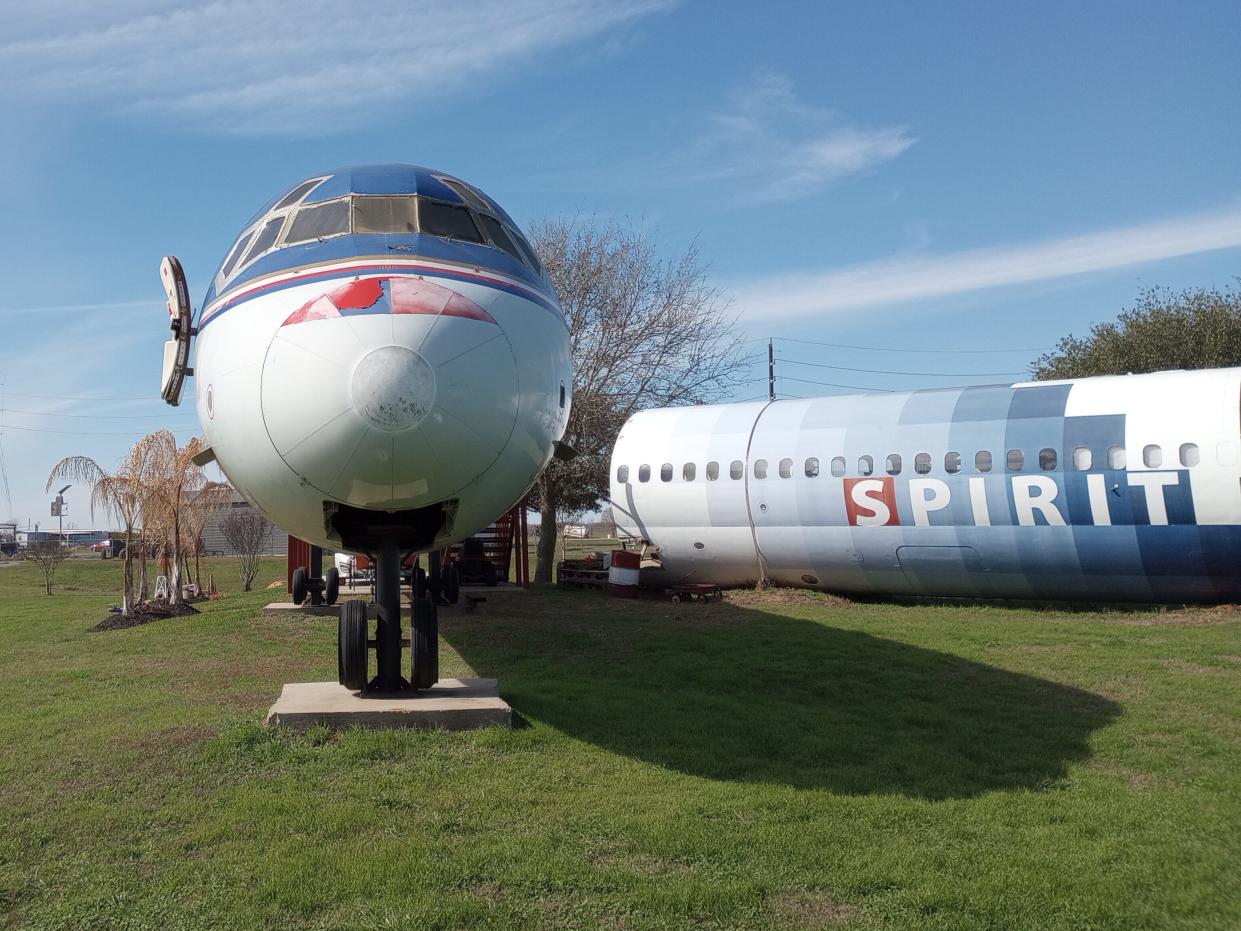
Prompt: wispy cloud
<box><xmin>729</xmin><ymin>207</ymin><xmax>1241</xmax><ymax>319</ymax></box>
<box><xmin>0</xmin><ymin>0</ymin><xmax>675</xmax><ymax>135</ymax></box>
<box><xmin>687</xmin><ymin>72</ymin><xmax>915</xmax><ymax>203</ymax></box>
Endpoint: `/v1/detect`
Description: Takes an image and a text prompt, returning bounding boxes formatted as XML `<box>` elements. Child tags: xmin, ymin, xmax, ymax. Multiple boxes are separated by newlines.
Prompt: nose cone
<box><xmin>260</xmin><ymin>276</ymin><xmax>517</xmax><ymax>509</ymax></box>
<box><xmin>351</xmin><ymin>346</ymin><xmax>435</xmax><ymax>432</ymax></box>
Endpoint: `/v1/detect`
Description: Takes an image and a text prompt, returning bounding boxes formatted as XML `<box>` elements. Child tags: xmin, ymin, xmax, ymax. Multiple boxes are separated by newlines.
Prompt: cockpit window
<box><xmin>242</xmin><ymin>215</ymin><xmax>286</xmax><ymax>266</ymax></box>
<box><xmin>285</xmin><ymin>198</ymin><xmax>350</xmax><ymax>244</ymax></box>
<box><xmin>274</xmin><ymin>178</ymin><xmax>325</xmax><ymax>211</ymax></box>
<box><xmin>221</xmin><ymin>231</ymin><xmax>253</xmax><ymax>279</ymax></box>
<box><xmin>509</xmin><ymin>226</ymin><xmax>542</xmax><ymax>272</ymax></box>
<box><xmin>439</xmin><ymin>177</ymin><xmax>493</xmax><ymax>212</ymax></box>
<box><xmin>353</xmin><ymin>196</ymin><xmax>417</xmax><ymax>234</ymax></box>
<box><xmin>418</xmin><ymin>200</ymin><xmax>484</xmax><ymax>242</ymax></box>
<box><xmin>477</xmin><ymin>214</ymin><xmax>523</xmax><ymax>262</ymax></box>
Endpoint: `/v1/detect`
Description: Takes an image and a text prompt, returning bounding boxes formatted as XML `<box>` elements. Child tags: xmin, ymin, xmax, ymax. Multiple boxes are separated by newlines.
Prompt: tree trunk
<box><xmin>170</xmin><ymin>514</ymin><xmax>183</xmax><ymax>605</ymax></box>
<box><xmin>138</xmin><ymin>526</ymin><xmax>148</xmax><ymax>602</ymax></box>
<box><xmin>534</xmin><ymin>475</ymin><xmax>558</xmax><ymax>583</ymax></box>
<box><xmin>122</xmin><ymin>520</ymin><xmax>135</xmax><ymax>616</ymax></box>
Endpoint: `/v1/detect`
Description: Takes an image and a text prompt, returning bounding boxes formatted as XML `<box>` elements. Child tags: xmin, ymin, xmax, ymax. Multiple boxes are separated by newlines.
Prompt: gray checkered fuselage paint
<box><xmin>609</xmin><ymin>368</ymin><xmax>1241</xmax><ymax>602</ymax></box>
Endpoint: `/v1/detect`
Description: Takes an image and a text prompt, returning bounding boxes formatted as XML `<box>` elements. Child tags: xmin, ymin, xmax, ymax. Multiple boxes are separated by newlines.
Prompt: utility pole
<box><xmin>767</xmin><ymin>339</ymin><xmax>775</xmax><ymax>401</ymax></box>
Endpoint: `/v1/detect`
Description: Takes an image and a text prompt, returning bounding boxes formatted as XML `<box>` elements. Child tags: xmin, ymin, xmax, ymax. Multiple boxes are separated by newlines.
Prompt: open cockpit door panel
<box><xmin>160</xmin><ymin>255</ymin><xmax>194</xmax><ymax>406</ymax></box>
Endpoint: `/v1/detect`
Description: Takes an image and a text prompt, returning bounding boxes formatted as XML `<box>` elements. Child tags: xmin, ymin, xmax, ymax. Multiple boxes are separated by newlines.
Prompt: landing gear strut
<box><xmin>291</xmin><ymin>545</ymin><xmax>340</xmax><ymax>606</ymax></box>
<box><xmin>333</xmin><ymin>536</ymin><xmax>441</xmax><ymax>694</ymax></box>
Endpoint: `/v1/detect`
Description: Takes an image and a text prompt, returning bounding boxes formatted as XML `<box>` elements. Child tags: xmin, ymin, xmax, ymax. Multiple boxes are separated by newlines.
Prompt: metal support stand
<box><xmin>428</xmin><ymin>549</ymin><xmax>443</xmax><ymax>604</ymax></box>
<box><xmin>371</xmin><ymin>533</ymin><xmax>407</xmax><ymax>692</ymax></box>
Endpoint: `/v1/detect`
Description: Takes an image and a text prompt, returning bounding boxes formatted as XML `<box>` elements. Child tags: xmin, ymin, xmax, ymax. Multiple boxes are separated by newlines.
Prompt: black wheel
<box><xmin>670</xmin><ymin>593</ymin><xmax>682</xmax><ymax>605</ymax></box>
<box><xmin>482</xmin><ymin>560</ymin><xmax>498</xmax><ymax>587</ymax></box>
<box><xmin>337</xmin><ymin>600</ymin><xmax>368</xmax><ymax>690</ymax></box>
<box><xmin>411</xmin><ymin>598</ymin><xmax>439</xmax><ymax>690</ymax></box>
<box><xmin>291</xmin><ymin>566</ymin><xmax>308</xmax><ymax>606</ymax></box>
<box><xmin>324</xmin><ymin>566</ymin><xmax>340</xmax><ymax>605</ymax></box>
<box><xmin>411</xmin><ymin>564</ymin><xmax>427</xmax><ymax>601</ymax></box>
<box><xmin>443</xmin><ymin>564</ymin><xmax>460</xmax><ymax>604</ymax></box>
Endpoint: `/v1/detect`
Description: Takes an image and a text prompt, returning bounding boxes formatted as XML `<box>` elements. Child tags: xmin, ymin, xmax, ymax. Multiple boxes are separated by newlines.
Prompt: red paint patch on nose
<box><xmin>391</xmin><ymin>277</ymin><xmax>495</xmax><ymax>323</ymax></box>
<box><xmin>330</xmin><ymin>277</ymin><xmax>386</xmax><ymax>310</ymax></box>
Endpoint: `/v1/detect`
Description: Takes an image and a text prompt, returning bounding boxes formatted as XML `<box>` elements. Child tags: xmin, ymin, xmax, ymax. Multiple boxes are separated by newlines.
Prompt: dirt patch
<box><xmin>91</xmin><ymin>602</ymin><xmax>200</xmax><ymax>631</ymax></box>
<box><xmin>768</xmin><ymin>889</ymin><xmax>856</xmax><ymax>926</ymax></box>
<box><xmin>725</xmin><ymin>587</ymin><xmax>852</xmax><ymax>611</ymax></box>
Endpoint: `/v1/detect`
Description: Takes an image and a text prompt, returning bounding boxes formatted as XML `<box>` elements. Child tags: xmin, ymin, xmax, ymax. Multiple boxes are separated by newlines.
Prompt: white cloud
<box><xmin>689</xmin><ymin>72</ymin><xmax>915</xmax><ymax>203</ymax></box>
<box><xmin>0</xmin><ymin>0</ymin><xmax>674</xmax><ymax>134</ymax></box>
<box><xmin>729</xmin><ymin>207</ymin><xmax>1241</xmax><ymax>320</ymax></box>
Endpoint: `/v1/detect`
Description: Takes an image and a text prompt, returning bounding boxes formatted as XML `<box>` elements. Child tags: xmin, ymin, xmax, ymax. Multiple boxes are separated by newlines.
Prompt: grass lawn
<box><xmin>0</xmin><ymin>555</ymin><xmax>1238</xmax><ymax>930</ymax></box>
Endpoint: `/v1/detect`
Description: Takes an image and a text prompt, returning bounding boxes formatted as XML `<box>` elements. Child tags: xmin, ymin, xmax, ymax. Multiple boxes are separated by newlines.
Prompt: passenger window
<box><xmin>1039</xmin><ymin>448</ymin><xmax>1057</xmax><ymax>471</ymax></box>
<box><xmin>1073</xmin><ymin>447</ymin><xmax>1092</xmax><ymax>470</ymax></box>
<box><xmin>353</xmin><ymin>196</ymin><xmax>417</xmax><ymax>234</ymax></box>
<box><xmin>1180</xmin><ymin>443</ymin><xmax>1200</xmax><ymax>467</ymax></box>
<box><xmin>1007</xmin><ymin>449</ymin><xmax>1024</xmax><ymax>472</ymax></box>
<box><xmin>616</xmin><ymin>465</ymin><xmax>629</xmax><ymax>483</ymax></box>
<box><xmin>830</xmin><ymin>456</ymin><xmax>846</xmax><ymax>477</ymax></box>
<box><xmin>706</xmin><ymin>461</ymin><xmax>720</xmax><ymax>481</ymax></box>
<box><xmin>805</xmin><ymin>457</ymin><xmax>820</xmax><ymax>478</ymax></box>
<box><xmin>683</xmin><ymin>463</ymin><xmax>696</xmax><ymax>482</ymax></box>
<box><xmin>419</xmin><ymin>199</ymin><xmax>484</xmax><ymax>242</ymax></box>
<box><xmin>975</xmin><ymin>450</ymin><xmax>993</xmax><ymax>473</ymax></box>
<box><xmin>754</xmin><ymin>459</ymin><xmax>768</xmax><ymax>480</ymax></box>
<box><xmin>886</xmin><ymin>454</ymin><xmax>902</xmax><ymax>475</ymax></box>
<box><xmin>638</xmin><ymin>465</ymin><xmax>650</xmax><ymax>483</ymax></box>
<box><xmin>859</xmin><ymin>455</ymin><xmax>873</xmax><ymax>476</ymax></box>
<box><xmin>730</xmin><ymin>460</ymin><xmax>744</xmax><ymax>480</ymax></box>
<box><xmin>660</xmin><ymin>463</ymin><xmax>673</xmax><ymax>482</ymax></box>
<box><xmin>945</xmin><ymin>452</ymin><xmax>961</xmax><ymax>474</ymax></box>
<box><xmin>914</xmin><ymin>453</ymin><xmax>931</xmax><ymax>474</ymax></box>
<box><xmin>1143</xmin><ymin>445</ymin><xmax>1162</xmax><ymax>468</ymax></box>
<box><xmin>779</xmin><ymin>458</ymin><xmax>793</xmax><ymax>479</ymax></box>
<box><xmin>1108</xmin><ymin>446</ymin><xmax>1127</xmax><ymax>470</ymax></box>
<box><xmin>285</xmin><ymin>198</ymin><xmax>350</xmax><ymax>244</ymax></box>
<box><xmin>242</xmin><ymin>215</ymin><xmax>285</xmax><ymax>266</ymax></box>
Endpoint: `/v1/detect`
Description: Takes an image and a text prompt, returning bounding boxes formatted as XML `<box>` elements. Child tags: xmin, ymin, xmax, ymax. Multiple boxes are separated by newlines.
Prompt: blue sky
<box><xmin>1</xmin><ymin>0</ymin><xmax>1239</xmax><ymax>527</ymax></box>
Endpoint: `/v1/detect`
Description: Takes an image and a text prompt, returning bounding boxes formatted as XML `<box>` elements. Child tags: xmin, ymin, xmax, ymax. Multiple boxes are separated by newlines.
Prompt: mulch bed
<box><xmin>91</xmin><ymin>602</ymin><xmax>201</xmax><ymax>632</ymax></box>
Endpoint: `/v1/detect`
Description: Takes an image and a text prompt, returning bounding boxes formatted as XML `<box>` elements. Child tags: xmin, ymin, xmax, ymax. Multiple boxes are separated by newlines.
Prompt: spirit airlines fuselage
<box><xmin>611</xmin><ymin>368</ymin><xmax>1241</xmax><ymax>602</ymax></box>
<box><xmin>193</xmin><ymin>165</ymin><xmax>570</xmax><ymax>555</ymax></box>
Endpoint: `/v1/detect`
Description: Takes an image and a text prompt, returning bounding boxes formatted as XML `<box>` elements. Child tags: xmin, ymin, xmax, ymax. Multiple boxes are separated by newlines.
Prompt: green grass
<box><xmin>0</xmin><ymin>556</ymin><xmax>1238</xmax><ymax>930</ymax></box>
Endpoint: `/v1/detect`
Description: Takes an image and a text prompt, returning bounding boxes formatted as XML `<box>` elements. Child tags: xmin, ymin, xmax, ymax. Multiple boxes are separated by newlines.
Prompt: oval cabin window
<box><xmin>1180</xmin><ymin>443</ymin><xmax>1199</xmax><ymax>467</ymax></box>
<box><xmin>830</xmin><ymin>456</ymin><xmax>846</xmax><ymax>477</ymax></box>
<box><xmin>730</xmin><ymin>460</ymin><xmax>744</xmax><ymax>480</ymax></box>
<box><xmin>638</xmin><ymin>465</ymin><xmax>651</xmax><ymax>483</ymax></box>
<box><xmin>660</xmin><ymin>463</ymin><xmax>673</xmax><ymax>482</ymax></box>
<box><xmin>975</xmin><ymin>451</ymin><xmax>993</xmax><ymax>473</ymax></box>
<box><xmin>616</xmin><ymin>465</ymin><xmax>629</xmax><ymax>483</ymax></box>
<box><xmin>1143</xmin><ymin>445</ymin><xmax>1162</xmax><ymax>468</ymax></box>
<box><xmin>754</xmin><ymin>459</ymin><xmax>768</xmax><ymax>479</ymax></box>
<box><xmin>1039</xmin><ymin>448</ymin><xmax>1057</xmax><ymax>471</ymax></box>
<box><xmin>859</xmin><ymin>455</ymin><xmax>874</xmax><ymax>476</ymax></box>
<box><xmin>683</xmin><ymin>462</ymin><xmax>695</xmax><ymax>481</ymax></box>
<box><xmin>945</xmin><ymin>452</ymin><xmax>961</xmax><ymax>474</ymax></box>
<box><xmin>706</xmin><ymin>461</ymin><xmax>720</xmax><ymax>481</ymax></box>
<box><xmin>805</xmin><ymin>457</ymin><xmax>819</xmax><ymax>478</ymax></box>
<box><xmin>1073</xmin><ymin>447</ymin><xmax>1092</xmax><ymax>470</ymax></box>
<box><xmin>779</xmin><ymin>458</ymin><xmax>793</xmax><ymax>479</ymax></box>
<box><xmin>1108</xmin><ymin>446</ymin><xmax>1126</xmax><ymax>470</ymax></box>
<box><xmin>914</xmin><ymin>453</ymin><xmax>931</xmax><ymax>474</ymax></box>
<box><xmin>886</xmin><ymin>454</ymin><xmax>902</xmax><ymax>475</ymax></box>
<box><xmin>1007</xmin><ymin>449</ymin><xmax>1024</xmax><ymax>472</ymax></box>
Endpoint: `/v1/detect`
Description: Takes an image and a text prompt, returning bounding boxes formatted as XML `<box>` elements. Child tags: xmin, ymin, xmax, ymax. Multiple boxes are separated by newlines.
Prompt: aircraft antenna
<box><xmin>767</xmin><ymin>339</ymin><xmax>775</xmax><ymax>401</ymax></box>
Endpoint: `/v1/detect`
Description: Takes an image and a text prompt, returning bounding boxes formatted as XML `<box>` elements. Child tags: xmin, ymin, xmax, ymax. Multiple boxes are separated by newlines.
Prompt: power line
<box><xmin>779</xmin><ymin>375</ymin><xmax>896</xmax><ymax>393</ymax></box>
<box><xmin>4</xmin><ymin>391</ymin><xmax>167</xmax><ymax>402</ymax></box>
<box><xmin>772</xmin><ymin>335</ymin><xmax>1049</xmax><ymax>354</ymax></box>
<box><xmin>1</xmin><ymin>406</ymin><xmax>198</xmax><ymax>420</ymax></box>
<box><xmin>776</xmin><ymin>357</ymin><xmax>1028</xmax><ymax>378</ymax></box>
<box><xmin>1</xmin><ymin>423</ymin><xmax>199</xmax><ymax>437</ymax></box>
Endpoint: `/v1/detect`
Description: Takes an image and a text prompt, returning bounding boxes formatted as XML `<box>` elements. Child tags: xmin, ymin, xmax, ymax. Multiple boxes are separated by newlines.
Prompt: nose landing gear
<box><xmin>290</xmin><ymin>546</ymin><xmax>340</xmax><ymax>607</ymax></box>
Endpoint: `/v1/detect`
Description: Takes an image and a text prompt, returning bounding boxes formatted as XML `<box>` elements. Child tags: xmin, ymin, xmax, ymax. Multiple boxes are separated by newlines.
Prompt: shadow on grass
<box><xmin>443</xmin><ymin>591</ymin><xmax>1121</xmax><ymax>799</ymax></box>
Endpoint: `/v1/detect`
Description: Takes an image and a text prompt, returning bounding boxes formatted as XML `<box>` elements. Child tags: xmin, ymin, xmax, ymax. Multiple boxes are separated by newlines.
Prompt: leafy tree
<box><xmin>1033</xmin><ymin>283</ymin><xmax>1241</xmax><ymax>379</ymax></box>
<box><xmin>526</xmin><ymin>217</ymin><xmax>747</xmax><ymax>582</ymax></box>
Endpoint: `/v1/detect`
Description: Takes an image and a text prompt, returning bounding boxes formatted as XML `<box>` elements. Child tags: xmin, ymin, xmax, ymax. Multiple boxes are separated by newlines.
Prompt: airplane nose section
<box><xmin>350</xmin><ymin>345</ymin><xmax>435</xmax><ymax>432</ymax></box>
<box><xmin>260</xmin><ymin>276</ymin><xmax>517</xmax><ymax>510</ymax></box>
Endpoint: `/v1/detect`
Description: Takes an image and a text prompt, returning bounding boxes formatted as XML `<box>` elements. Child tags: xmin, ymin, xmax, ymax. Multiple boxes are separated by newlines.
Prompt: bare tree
<box><xmin>24</xmin><ymin>539</ymin><xmax>67</xmax><ymax>595</ymax></box>
<box><xmin>526</xmin><ymin>217</ymin><xmax>747</xmax><ymax>582</ymax></box>
<box><xmin>183</xmin><ymin>482</ymin><xmax>232</xmax><ymax>588</ymax></box>
<box><xmin>219</xmin><ymin>508</ymin><xmax>271</xmax><ymax>591</ymax></box>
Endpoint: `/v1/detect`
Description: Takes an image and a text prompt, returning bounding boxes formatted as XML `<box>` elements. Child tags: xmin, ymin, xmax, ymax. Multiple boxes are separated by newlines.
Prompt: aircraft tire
<box><xmin>291</xmin><ymin>566</ymin><xmax>308</xmax><ymax>606</ymax></box>
<box><xmin>337</xmin><ymin>600</ymin><xmax>368</xmax><ymax>691</ymax></box>
<box><xmin>443</xmin><ymin>564</ymin><xmax>460</xmax><ymax>604</ymax></box>
<box><xmin>411</xmin><ymin>598</ymin><xmax>439</xmax><ymax>690</ymax></box>
<box><xmin>324</xmin><ymin>567</ymin><xmax>340</xmax><ymax>605</ymax></box>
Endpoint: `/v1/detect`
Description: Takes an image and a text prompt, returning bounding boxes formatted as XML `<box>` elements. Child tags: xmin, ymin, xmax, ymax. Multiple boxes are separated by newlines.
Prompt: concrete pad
<box><xmin>266</xmin><ymin>678</ymin><xmax>511</xmax><ymax>732</ymax></box>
